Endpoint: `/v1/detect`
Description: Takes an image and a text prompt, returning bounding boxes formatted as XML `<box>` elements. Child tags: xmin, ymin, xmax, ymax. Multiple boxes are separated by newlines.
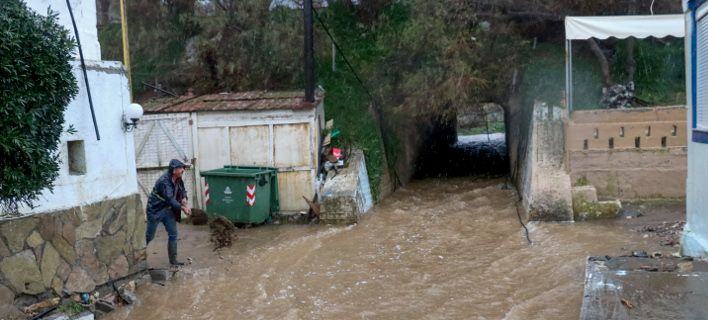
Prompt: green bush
<box><xmin>0</xmin><ymin>0</ymin><xmax>78</xmax><ymax>213</ymax></box>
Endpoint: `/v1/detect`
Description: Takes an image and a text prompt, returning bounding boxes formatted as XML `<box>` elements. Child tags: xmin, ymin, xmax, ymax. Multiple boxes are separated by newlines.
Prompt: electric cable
<box><xmin>516</xmin><ymin>199</ymin><xmax>532</xmax><ymax>244</ymax></box>
<box><xmin>66</xmin><ymin>0</ymin><xmax>101</xmax><ymax>140</ymax></box>
<box><xmin>312</xmin><ymin>7</ymin><xmax>402</xmax><ymax>188</ymax></box>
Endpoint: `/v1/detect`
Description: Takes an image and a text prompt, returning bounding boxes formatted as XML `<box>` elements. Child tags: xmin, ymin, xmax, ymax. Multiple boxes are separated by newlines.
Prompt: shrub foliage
<box><xmin>0</xmin><ymin>0</ymin><xmax>78</xmax><ymax>213</ymax></box>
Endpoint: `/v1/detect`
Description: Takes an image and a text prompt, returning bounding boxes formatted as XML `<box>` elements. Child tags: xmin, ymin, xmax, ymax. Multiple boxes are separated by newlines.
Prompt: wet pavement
<box><xmin>580</xmin><ymin>256</ymin><xmax>708</xmax><ymax>320</ymax></box>
<box><xmin>107</xmin><ymin>177</ymin><xmax>668</xmax><ymax>320</ymax></box>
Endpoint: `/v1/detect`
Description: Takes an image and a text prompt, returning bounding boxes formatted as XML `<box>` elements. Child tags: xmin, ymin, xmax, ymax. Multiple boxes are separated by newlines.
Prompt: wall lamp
<box><xmin>123</xmin><ymin>103</ymin><xmax>144</xmax><ymax>132</ymax></box>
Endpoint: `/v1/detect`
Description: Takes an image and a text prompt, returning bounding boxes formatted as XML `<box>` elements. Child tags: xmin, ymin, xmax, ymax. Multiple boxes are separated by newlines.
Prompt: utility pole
<box><xmin>304</xmin><ymin>0</ymin><xmax>315</xmax><ymax>102</ymax></box>
<box><xmin>119</xmin><ymin>0</ymin><xmax>132</xmax><ymax>99</ymax></box>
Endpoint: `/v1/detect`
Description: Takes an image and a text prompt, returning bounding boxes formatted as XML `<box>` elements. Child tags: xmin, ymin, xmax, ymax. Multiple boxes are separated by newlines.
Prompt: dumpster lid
<box><xmin>201</xmin><ymin>167</ymin><xmax>274</xmax><ymax>178</ymax></box>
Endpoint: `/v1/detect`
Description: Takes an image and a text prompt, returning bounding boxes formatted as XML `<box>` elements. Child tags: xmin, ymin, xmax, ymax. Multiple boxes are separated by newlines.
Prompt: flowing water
<box><xmin>108</xmin><ymin>177</ymin><xmax>662</xmax><ymax>320</ymax></box>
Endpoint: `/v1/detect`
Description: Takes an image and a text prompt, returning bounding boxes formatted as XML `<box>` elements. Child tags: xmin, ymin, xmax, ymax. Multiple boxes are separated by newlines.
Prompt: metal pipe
<box><xmin>565</xmin><ymin>39</ymin><xmax>573</xmax><ymax>113</ymax></box>
<box><xmin>65</xmin><ymin>0</ymin><xmax>101</xmax><ymax>140</ymax></box>
<box><xmin>119</xmin><ymin>0</ymin><xmax>132</xmax><ymax>98</ymax></box>
<box><xmin>303</xmin><ymin>0</ymin><xmax>315</xmax><ymax>102</ymax></box>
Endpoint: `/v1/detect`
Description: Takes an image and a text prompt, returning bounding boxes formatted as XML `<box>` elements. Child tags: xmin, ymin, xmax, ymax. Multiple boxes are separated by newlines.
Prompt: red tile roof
<box><xmin>143</xmin><ymin>90</ymin><xmax>323</xmax><ymax>113</ymax></box>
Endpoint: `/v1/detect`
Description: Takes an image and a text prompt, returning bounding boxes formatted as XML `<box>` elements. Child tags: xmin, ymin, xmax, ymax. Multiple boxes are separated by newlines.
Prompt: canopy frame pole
<box><xmin>565</xmin><ymin>39</ymin><xmax>573</xmax><ymax>113</ymax></box>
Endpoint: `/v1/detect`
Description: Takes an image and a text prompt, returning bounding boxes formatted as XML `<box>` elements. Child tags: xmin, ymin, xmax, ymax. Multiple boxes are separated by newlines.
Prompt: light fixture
<box><xmin>123</xmin><ymin>103</ymin><xmax>144</xmax><ymax>132</ymax></box>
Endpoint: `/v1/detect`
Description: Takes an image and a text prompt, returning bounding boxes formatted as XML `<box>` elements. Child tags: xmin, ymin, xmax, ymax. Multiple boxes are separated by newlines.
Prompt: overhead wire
<box><xmin>312</xmin><ymin>7</ymin><xmax>401</xmax><ymax>188</ymax></box>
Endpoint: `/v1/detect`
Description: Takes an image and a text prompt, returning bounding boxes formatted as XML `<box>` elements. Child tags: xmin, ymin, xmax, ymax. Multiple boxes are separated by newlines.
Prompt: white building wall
<box><xmin>17</xmin><ymin>61</ymin><xmax>138</xmax><ymax>216</ymax></box>
<box><xmin>683</xmin><ymin>8</ymin><xmax>708</xmax><ymax>257</ymax></box>
<box><xmin>13</xmin><ymin>0</ymin><xmax>138</xmax><ymax>216</ymax></box>
<box><xmin>25</xmin><ymin>0</ymin><xmax>102</xmax><ymax>61</ymax></box>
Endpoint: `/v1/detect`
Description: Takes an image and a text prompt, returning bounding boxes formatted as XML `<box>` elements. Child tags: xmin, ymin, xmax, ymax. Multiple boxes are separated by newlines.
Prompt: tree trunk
<box><xmin>626</xmin><ymin>38</ymin><xmax>636</xmax><ymax>83</ymax></box>
<box><xmin>587</xmin><ymin>38</ymin><xmax>612</xmax><ymax>87</ymax></box>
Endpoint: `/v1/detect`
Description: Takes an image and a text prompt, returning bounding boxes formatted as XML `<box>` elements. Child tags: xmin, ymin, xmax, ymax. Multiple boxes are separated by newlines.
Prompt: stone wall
<box><xmin>566</xmin><ymin>106</ymin><xmax>687</xmax><ymax>199</ymax></box>
<box><xmin>0</xmin><ymin>194</ymin><xmax>146</xmax><ymax>305</ymax></box>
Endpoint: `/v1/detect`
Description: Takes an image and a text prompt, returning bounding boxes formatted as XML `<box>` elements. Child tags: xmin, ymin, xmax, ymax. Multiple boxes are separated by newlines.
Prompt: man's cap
<box><xmin>169</xmin><ymin>159</ymin><xmax>191</xmax><ymax>169</ymax></box>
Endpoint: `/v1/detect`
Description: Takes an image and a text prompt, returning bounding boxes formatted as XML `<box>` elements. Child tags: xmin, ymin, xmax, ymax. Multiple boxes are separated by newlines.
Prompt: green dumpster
<box><xmin>201</xmin><ymin>166</ymin><xmax>279</xmax><ymax>224</ymax></box>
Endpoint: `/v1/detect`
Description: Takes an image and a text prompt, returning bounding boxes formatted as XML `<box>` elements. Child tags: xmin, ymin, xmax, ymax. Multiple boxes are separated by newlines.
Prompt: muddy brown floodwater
<box><xmin>108</xmin><ymin>177</ymin><xmax>666</xmax><ymax>320</ymax></box>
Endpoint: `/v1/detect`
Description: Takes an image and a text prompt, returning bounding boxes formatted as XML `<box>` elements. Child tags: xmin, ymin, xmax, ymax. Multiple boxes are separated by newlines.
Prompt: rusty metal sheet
<box><xmin>277</xmin><ymin>171</ymin><xmax>314</xmax><ymax>212</ymax></box>
<box><xmin>197</xmin><ymin>127</ymin><xmax>230</xmax><ymax>171</ymax></box>
<box><xmin>273</xmin><ymin>123</ymin><xmax>311</xmax><ymax>168</ymax></box>
<box><xmin>229</xmin><ymin>125</ymin><xmax>270</xmax><ymax>166</ymax></box>
<box><xmin>143</xmin><ymin>91</ymin><xmax>323</xmax><ymax>113</ymax></box>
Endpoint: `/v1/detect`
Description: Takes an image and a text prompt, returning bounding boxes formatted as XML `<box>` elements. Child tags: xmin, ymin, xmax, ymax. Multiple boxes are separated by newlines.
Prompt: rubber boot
<box><xmin>168</xmin><ymin>241</ymin><xmax>185</xmax><ymax>266</ymax></box>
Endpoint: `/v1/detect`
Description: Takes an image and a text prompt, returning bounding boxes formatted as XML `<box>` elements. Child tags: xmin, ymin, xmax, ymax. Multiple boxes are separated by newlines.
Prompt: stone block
<box><xmin>132</xmin><ymin>216</ymin><xmax>147</xmax><ymax>251</ymax></box>
<box><xmin>75</xmin><ymin>218</ymin><xmax>102</xmax><ymax>240</ymax></box>
<box><xmin>56</xmin><ymin>259</ymin><xmax>71</xmax><ymax>282</ymax></box>
<box><xmin>0</xmin><ymin>238</ymin><xmax>11</xmax><ymax>258</ymax></box>
<box><xmin>74</xmin><ymin>311</ymin><xmax>95</xmax><ymax>320</ymax></box>
<box><xmin>96</xmin><ymin>231</ymin><xmax>126</xmax><ymax>265</ymax></box>
<box><xmin>44</xmin><ymin>313</ymin><xmax>70</xmax><ymax>320</ymax></box>
<box><xmin>76</xmin><ymin>240</ymin><xmax>107</xmax><ymax>285</ymax></box>
<box><xmin>575</xmin><ymin>200</ymin><xmax>622</xmax><ymax>221</ymax></box>
<box><xmin>0</xmin><ymin>250</ymin><xmax>44</xmax><ymax>294</ymax></box>
<box><xmin>62</xmin><ymin>221</ymin><xmax>76</xmax><ymax>244</ymax></box>
<box><xmin>41</xmin><ymin>243</ymin><xmax>61</xmax><ymax>288</ymax></box>
<box><xmin>1</xmin><ymin>218</ymin><xmax>37</xmax><ymax>253</ymax></box>
<box><xmin>27</xmin><ymin>231</ymin><xmax>44</xmax><ymax>248</ymax></box>
<box><xmin>108</xmin><ymin>255</ymin><xmax>129</xmax><ymax>280</ymax></box>
<box><xmin>573</xmin><ymin>185</ymin><xmax>598</xmax><ymax>203</ymax></box>
<box><xmin>51</xmin><ymin>235</ymin><xmax>76</xmax><ymax>264</ymax></box>
<box><xmin>64</xmin><ymin>267</ymin><xmax>96</xmax><ymax>293</ymax></box>
<box><xmin>95</xmin><ymin>299</ymin><xmax>115</xmax><ymax>313</ymax></box>
<box><xmin>149</xmin><ymin>269</ymin><xmax>171</xmax><ymax>282</ymax></box>
<box><xmin>51</xmin><ymin>276</ymin><xmax>63</xmax><ymax>295</ymax></box>
<box><xmin>37</xmin><ymin>214</ymin><xmax>58</xmax><ymax>241</ymax></box>
<box><xmin>0</xmin><ymin>284</ymin><xmax>14</xmax><ymax>305</ymax></box>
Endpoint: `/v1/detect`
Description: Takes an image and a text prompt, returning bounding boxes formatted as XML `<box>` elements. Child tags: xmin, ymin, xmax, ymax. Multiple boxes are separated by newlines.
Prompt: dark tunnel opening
<box><xmin>413</xmin><ymin>104</ymin><xmax>509</xmax><ymax>179</ymax></box>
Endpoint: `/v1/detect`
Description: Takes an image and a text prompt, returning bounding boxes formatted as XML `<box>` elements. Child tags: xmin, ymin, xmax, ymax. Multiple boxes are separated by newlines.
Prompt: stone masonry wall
<box><xmin>0</xmin><ymin>194</ymin><xmax>146</xmax><ymax>305</ymax></box>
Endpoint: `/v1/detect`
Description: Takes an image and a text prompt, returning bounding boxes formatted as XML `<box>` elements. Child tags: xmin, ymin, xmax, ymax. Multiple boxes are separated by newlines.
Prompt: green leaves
<box><xmin>0</xmin><ymin>0</ymin><xmax>78</xmax><ymax>214</ymax></box>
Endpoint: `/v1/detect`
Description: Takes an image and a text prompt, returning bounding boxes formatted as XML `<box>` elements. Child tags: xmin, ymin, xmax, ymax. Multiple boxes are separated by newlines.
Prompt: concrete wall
<box><xmin>566</xmin><ymin>106</ymin><xmax>687</xmax><ymax>199</ymax></box>
<box><xmin>508</xmin><ymin>101</ymin><xmax>573</xmax><ymax>221</ymax></box>
<box><xmin>320</xmin><ymin>150</ymin><xmax>374</xmax><ymax>224</ymax></box>
<box><xmin>682</xmin><ymin>9</ymin><xmax>708</xmax><ymax>257</ymax></box>
<box><xmin>26</xmin><ymin>0</ymin><xmax>102</xmax><ymax>61</ymax></box>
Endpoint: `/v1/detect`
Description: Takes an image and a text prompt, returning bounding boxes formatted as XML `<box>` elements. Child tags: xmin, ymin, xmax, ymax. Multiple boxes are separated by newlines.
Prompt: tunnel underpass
<box><xmin>414</xmin><ymin>103</ymin><xmax>508</xmax><ymax>178</ymax></box>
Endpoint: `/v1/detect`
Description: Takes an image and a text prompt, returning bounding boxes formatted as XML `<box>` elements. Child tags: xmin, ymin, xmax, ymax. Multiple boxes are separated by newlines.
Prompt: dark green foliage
<box><xmin>0</xmin><ymin>0</ymin><xmax>78</xmax><ymax>213</ymax></box>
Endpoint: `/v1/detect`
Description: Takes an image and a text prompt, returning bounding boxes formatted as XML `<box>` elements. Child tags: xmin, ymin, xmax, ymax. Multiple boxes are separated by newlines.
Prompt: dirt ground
<box><xmin>608</xmin><ymin>200</ymin><xmax>686</xmax><ymax>252</ymax></box>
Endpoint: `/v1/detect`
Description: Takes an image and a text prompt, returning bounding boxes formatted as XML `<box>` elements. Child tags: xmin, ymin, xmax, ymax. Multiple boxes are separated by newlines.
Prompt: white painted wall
<box><xmin>25</xmin><ymin>0</ymin><xmax>102</xmax><ymax>61</ymax></box>
<box><xmin>16</xmin><ymin>61</ymin><xmax>137</xmax><ymax>216</ymax></box>
<box><xmin>682</xmin><ymin>9</ymin><xmax>708</xmax><ymax>257</ymax></box>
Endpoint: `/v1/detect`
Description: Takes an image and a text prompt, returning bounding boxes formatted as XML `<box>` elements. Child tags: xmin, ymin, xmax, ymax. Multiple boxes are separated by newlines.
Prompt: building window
<box><xmin>696</xmin><ymin>11</ymin><xmax>708</xmax><ymax>130</ymax></box>
<box><xmin>67</xmin><ymin>140</ymin><xmax>86</xmax><ymax>175</ymax></box>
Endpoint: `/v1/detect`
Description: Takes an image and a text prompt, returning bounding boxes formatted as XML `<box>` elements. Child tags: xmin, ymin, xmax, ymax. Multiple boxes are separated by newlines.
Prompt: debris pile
<box><xmin>635</xmin><ymin>220</ymin><xmax>685</xmax><ymax>246</ymax></box>
<box><xmin>22</xmin><ymin>280</ymin><xmax>139</xmax><ymax>319</ymax></box>
<box><xmin>209</xmin><ymin>216</ymin><xmax>238</xmax><ymax>250</ymax></box>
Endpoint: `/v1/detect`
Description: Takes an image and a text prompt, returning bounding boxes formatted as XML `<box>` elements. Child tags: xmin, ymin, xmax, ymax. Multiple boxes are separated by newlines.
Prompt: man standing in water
<box><xmin>146</xmin><ymin>159</ymin><xmax>192</xmax><ymax>267</ymax></box>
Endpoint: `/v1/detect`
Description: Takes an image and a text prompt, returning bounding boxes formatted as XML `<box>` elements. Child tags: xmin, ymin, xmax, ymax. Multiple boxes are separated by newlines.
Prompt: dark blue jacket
<box><xmin>146</xmin><ymin>160</ymin><xmax>187</xmax><ymax>221</ymax></box>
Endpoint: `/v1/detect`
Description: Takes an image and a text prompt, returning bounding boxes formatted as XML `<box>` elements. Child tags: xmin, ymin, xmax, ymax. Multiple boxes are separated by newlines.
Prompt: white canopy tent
<box><xmin>564</xmin><ymin>15</ymin><xmax>685</xmax><ymax>111</ymax></box>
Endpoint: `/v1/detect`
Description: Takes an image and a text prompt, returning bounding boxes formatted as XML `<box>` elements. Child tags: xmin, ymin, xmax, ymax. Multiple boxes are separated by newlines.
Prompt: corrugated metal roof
<box><xmin>143</xmin><ymin>90</ymin><xmax>323</xmax><ymax>114</ymax></box>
